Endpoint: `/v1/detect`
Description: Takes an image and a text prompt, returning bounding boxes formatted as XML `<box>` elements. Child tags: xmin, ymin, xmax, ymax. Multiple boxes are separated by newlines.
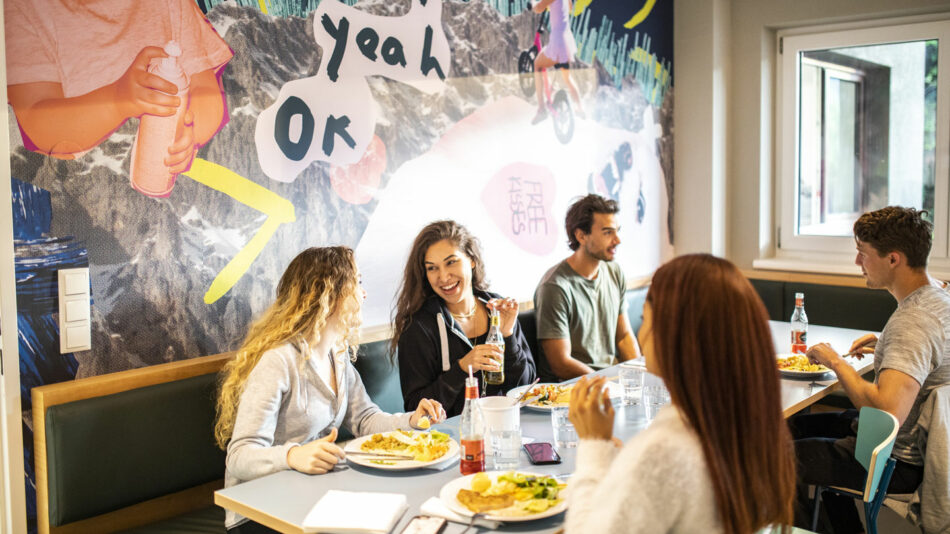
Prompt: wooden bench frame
<box><xmin>32</xmin><ymin>352</ymin><xmax>233</xmax><ymax>534</ymax></box>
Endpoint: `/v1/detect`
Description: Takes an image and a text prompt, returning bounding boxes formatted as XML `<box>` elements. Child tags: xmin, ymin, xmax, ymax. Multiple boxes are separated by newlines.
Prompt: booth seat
<box><xmin>33</xmin><ymin>353</ymin><xmax>233</xmax><ymax>534</ymax></box>
<box><xmin>748</xmin><ymin>278</ymin><xmax>896</xmax><ymax>332</ymax></box>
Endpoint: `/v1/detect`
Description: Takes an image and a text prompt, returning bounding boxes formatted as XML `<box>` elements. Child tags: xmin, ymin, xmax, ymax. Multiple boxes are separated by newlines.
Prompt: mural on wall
<box><xmin>6</xmin><ymin>0</ymin><xmax>672</xmax><ymax>529</ymax></box>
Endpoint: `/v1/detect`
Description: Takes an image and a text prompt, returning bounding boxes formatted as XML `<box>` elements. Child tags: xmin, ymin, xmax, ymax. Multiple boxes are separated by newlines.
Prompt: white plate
<box><xmin>776</xmin><ymin>354</ymin><xmax>832</xmax><ymax>379</ymax></box>
<box><xmin>344</xmin><ymin>430</ymin><xmax>459</xmax><ymax>471</ymax></box>
<box><xmin>438</xmin><ymin>471</ymin><xmax>568</xmax><ymax>522</ymax></box>
<box><xmin>506</xmin><ymin>381</ymin><xmax>622</xmax><ymax>411</ymax></box>
<box><xmin>779</xmin><ymin>368</ymin><xmax>833</xmax><ymax>379</ymax></box>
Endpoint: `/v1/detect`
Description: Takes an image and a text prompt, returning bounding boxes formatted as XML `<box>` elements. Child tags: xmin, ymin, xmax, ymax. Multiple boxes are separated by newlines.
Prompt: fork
<box><xmin>459</xmin><ymin>513</ymin><xmax>485</xmax><ymax>534</ymax></box>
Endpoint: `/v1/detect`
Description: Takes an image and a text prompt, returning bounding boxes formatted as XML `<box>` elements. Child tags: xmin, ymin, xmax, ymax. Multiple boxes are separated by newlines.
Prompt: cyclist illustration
<box><xmin>529</xmin><ymin>0</ymin><xmax>585</xmax><ymax>125</ymax></box>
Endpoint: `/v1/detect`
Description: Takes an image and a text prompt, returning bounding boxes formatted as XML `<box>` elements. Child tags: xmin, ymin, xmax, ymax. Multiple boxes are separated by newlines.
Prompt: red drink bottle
<box><xmin>459</xmin><ymin>376</ymin><xmax>485</xmax><ymax>475</ymax></box>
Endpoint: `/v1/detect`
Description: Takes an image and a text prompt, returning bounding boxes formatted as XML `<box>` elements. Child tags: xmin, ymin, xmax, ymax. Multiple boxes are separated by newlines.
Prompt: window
<box><xmin>774</xmin><ymin>20</ymin><xmax>950</xmax><ymax>267</ymax></box>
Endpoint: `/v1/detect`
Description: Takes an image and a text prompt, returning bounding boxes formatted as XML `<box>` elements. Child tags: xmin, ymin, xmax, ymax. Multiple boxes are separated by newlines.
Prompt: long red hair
<box><xmin>646</xmin><ymin>254</ymin><xmax>795</xmax><ymax>533</ymax></box>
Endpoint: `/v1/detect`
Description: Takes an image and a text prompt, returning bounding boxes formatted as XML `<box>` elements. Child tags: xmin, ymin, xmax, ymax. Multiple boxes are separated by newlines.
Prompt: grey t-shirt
<box><xmin>533</xmin><ymin>259</ymin><xmax>626</xmax><ymax>371</ymax></box>
<box><xmin>875</xmin><ymin>284</ymin><xmax>950</xmax><ymax>465</ymax></box>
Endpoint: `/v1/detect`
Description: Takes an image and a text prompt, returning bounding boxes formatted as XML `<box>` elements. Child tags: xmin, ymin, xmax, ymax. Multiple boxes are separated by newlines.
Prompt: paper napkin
<box><xmin>419</xmin><ymin>497</ymin><xmax>501</xmax><ymax>530</ymax></box>
<box><xmin>302</xmin><ymin>490</ymin><xmax>407</xmax><ymax>533</ymax></box>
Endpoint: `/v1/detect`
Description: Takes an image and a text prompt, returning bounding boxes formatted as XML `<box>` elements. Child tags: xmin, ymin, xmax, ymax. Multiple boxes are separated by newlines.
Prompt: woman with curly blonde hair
<box><xmin>216</xmin><ymin>247</ymin><xmax>445</xmax><ymax>533</ymax></box>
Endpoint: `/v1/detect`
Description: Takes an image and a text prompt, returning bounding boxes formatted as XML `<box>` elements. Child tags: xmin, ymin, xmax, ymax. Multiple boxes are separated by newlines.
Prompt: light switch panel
<box><xmin>64</xmin><ymin>300</ymin><xmax>89</xmax><ymax>322</ymax></box>
<box><xmin>58</xmin><ymin>267</ymin><xmax>91</xmax><ymax>353</ymax></box>
<box><xmin>65</xmin><ymin>325</ymin><xmax>91</xmax><ymax>350</ymax></box>
<box><xmin>63</xmin><ymin>271</ymin><xmax>88</xmax><ymax>296</ymax></box>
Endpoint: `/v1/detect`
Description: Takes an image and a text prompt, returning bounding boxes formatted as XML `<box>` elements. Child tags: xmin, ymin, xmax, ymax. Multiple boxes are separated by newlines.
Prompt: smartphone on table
<box><xmin>399</xmin><ymin>515</ymin><xmax>447</xmax><ymax>534</ymax></box>
<box><xmin>524</xmin><ymin>442</ymin><xmax>561</xmax><ymax>465</ymax></box>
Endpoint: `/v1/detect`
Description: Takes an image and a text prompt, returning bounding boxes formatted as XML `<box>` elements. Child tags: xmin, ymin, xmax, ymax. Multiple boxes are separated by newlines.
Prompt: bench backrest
<box><xmin>353</xmin><ymin>340</ymin><xmax>403</xmax><ymax>414</ymax></box>
<box><xmin>33</xmin><ymin>353</ymin><xmax>232</xmax><ymax>534</ymax></box>
<box><xmin>748</xmin><ymin>278</ymin><xmax>895</xmax><ymax>331</ymax></box>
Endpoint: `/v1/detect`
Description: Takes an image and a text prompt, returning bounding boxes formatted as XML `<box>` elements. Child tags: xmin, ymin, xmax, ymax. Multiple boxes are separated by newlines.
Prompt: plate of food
<box><xmin>776</xmin><ymin>354</ymin><xmax>832</xmax><ymax>378</ymax></box>
<box><xmin>344</xmin><ymin>430</ymin><xmax>458</xmax><ymax>470</ymax></box>
<box><xmin>507</xmin><ymin>381</ymin><xmax>622</xmax><ymax>411</ymax></box>
<box><xmin>438</xmin><ymin>471</ymin><xmax>568</xmax><ymax>522</ymax></box>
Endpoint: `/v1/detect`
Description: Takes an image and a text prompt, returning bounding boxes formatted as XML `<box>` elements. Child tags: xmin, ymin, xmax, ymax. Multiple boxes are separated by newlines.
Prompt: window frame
<box><xmin>774</xmin><ymin>19</ymin><xmax>950</xmax><ymax>266</ymax></box>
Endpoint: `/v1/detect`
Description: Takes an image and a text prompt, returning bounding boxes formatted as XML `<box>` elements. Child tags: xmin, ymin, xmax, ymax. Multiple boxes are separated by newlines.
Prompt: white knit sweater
<box><xmin>565</xmin><ymin>405</ymin><xmax>722</xmax><ymax>533</ymax></box>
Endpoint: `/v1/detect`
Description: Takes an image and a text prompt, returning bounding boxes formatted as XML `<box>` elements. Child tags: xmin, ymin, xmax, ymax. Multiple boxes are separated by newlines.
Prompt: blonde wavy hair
<box><xmin>214</xmin><ymin>246</ymin><xmax>362</xmax><ymax>450</ymax></box>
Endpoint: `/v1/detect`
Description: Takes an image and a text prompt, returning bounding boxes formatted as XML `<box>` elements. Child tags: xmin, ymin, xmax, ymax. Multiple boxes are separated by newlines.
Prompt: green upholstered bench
<box><xmin>33</xmin><ymin>353</ymin><xmax>232</xmax><ymax>534</ymax></box>
<box><xmin>747</xmin><ymin>277</ymin><xmax>895</xmax><ymax>332</ymax></box>
<box><xmin>353</xmin><ymin>339</ymin><xmax>403</xmax><ymax>414</ymax></box>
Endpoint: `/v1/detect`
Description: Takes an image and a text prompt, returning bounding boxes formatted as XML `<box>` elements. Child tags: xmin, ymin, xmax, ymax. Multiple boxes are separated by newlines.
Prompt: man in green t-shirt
<box><xmin>533</xmin><ymin>194</ymin><xmax>641</xmax><ymax>381</ymax></box>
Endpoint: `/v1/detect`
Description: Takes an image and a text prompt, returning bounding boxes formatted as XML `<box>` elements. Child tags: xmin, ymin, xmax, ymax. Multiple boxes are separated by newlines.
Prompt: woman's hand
<box><xmin>286</xmin><ymin>427</ymin><xmax>345</xmax><ymax>475</ymax></box>
<box><xmin>569</xmin><ymin>376</ymin><xmax>615</xmax><ymax>441</ymax></box>
<box><xmin>410</xmin><ymin>398</ymin><xmax>446</xmax><ymax>428</ymax></box>
<box><xmin>457</xmin><ymin>344</ymin><xmax>504</xmax><ymax>373</ymax></box>
<box><xmin>487</xmin><ymin>297</ymin><xmax>519</xmax><ymax>337</ymax></box>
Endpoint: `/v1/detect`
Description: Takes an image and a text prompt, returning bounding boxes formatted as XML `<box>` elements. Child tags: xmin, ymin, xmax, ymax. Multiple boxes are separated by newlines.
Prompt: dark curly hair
<box><xmin>565</xmin><ymin>194</ymin><xmax>619</xmax><ymax>251</ymax></box>
<box><xmin>853</xmin><ymin>206</ymin><xmax>933</xmax><ymax>268</ymax></box>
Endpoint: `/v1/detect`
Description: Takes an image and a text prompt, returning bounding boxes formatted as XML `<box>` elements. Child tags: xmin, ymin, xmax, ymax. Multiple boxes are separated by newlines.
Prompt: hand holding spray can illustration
<box><xmin>130</xmin><ymin>41</ymin><xmax>190</xmax><ymax>197</ymax></box>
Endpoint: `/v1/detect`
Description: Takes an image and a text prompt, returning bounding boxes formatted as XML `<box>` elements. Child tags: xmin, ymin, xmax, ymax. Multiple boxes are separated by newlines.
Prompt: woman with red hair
<box><xmin>568</xmin><ymin>254</ymin><xmax>796</xmax><ymax>533</ymax></box>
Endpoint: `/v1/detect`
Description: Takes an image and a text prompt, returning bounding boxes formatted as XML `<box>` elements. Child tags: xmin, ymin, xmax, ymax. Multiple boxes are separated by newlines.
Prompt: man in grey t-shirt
<box><xmin>533</xmin><ymin>194</ymin><xmax>640</xmax><ymax>381</ymax></box>
<box><xmin>792</xmin><ymin>206</ymin><xmax>950</xmax><ymax>532</ymax></box>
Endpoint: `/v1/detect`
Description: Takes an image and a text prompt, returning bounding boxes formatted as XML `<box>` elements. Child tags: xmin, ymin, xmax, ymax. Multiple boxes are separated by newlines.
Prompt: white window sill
<box><xmin>753</xmin><ymin>255</ymin><xmax>950</xmax><ymax>282</ymax></box>
<box><xmin>752</xmin><ymin>257</ymin><xmax>862</xmax><ymax>277</ymax></box>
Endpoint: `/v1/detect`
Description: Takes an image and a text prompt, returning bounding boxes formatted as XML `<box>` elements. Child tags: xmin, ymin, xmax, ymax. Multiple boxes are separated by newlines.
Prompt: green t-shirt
<box><xmin>533</xmin><ymin>259</ymin><xmax>627</xmax><ymax>372</ymax></box>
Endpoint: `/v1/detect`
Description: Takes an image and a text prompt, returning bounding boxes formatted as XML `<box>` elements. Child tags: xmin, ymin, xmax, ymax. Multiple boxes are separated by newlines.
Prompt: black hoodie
<box><xmin>397</xmin><ymin>289</ymin><xmax>537</xmax><ymax>417</ymax></box>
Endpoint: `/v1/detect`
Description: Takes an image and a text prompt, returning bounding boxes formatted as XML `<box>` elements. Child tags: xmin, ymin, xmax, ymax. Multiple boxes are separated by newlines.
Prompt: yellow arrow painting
<box><xmin>182</xmin><ymin>158</ymin><xmax>295</xmax><ymax>304</ymax></box>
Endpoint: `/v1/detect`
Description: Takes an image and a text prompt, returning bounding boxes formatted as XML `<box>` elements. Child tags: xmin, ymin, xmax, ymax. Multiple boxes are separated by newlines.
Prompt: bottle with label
<box><xmin>790</xmin><ymin>292</ymin><xmax>808</xmax><ymax>353</ymax></box>
<box><xmin>130</xmin><ymin>40</ymin><xmax>190</xmax><ymax>198</ymax></box>
<box><xmin>482</xmin><ymin>308</ymin><xmax>505</xmax><ymax>385</ymax></box>
<box><xmin>459</xmin><ymin>376</ymin><xmax>485</xmax><ymax>475</ymax></box>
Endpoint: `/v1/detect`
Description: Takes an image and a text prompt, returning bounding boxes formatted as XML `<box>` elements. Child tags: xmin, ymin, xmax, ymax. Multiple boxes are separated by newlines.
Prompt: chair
<box><xmin>811</xmin><ymin>407</ymin><xmax>899</xmax><ymax>534</ymax></box>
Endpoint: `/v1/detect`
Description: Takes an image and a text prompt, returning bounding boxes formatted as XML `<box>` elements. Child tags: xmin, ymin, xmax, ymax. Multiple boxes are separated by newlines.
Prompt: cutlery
<box><xmin>515</xmin><ymin>378</ymin><xmax>541</xmax><ymax>404</ymax></box>
<box><xmin>345</xmin><ymin>451</ymin><xmax>415</xmax><ymax>460</ymax></box>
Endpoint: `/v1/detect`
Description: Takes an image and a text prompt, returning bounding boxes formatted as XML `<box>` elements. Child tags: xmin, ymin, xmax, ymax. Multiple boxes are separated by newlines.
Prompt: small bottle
<box><xmin>130</xmin><ymin>41</ymin><xmax>190</xmax><ymax>198</ymax></box>
<box><xmin>459</xmin><ymin>376</ymin><xmax>485</xmax><ymax>475</ymax></box>
<box><xmin>482</xmin><ymin>308</ymin><xmax>505</xmax><ymax>386</ymax></box>
<box><xmin>790</xmin><ymin>292</ymin><xmax>808</xmax><ymax>354</ymax></box>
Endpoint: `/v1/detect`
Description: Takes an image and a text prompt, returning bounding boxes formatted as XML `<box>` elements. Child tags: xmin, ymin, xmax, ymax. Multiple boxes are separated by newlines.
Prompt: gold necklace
<box><xmin>449</xmin><ymin>301</ymin><xmax>477</xmax><ymax>320</ymax></box>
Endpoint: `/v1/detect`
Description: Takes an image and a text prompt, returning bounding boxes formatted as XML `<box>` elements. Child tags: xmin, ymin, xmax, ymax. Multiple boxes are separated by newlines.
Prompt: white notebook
<box><xmin>302</xmin><ymin>490</ymin><xmax>408</xmax><ymax>533</ymax></box>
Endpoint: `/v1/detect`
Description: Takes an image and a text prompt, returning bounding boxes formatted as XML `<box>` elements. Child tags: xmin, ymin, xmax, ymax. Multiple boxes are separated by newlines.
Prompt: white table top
<box><xmin>769</xmin><ymin>321</ymin><xmax>875</xmax><ymax>417</ymax></box>
<box><xmin>215</xmin><ymin>321</ymin><xmax>877</xmax><ymax>533</ymax></box>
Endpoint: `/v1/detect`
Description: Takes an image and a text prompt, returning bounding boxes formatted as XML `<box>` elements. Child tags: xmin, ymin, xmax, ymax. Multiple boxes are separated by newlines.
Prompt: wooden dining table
<box><xmin>214</xmin><ymin>321</ymin><xmax>875</xmax><ymax>534</ymax></box>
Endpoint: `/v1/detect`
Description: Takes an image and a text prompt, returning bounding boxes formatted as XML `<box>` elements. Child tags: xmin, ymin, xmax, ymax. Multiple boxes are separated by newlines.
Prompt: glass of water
<box><xmin>619</xmin><ymin>364</ymin><xmax>644</xmax><ymax>406</ymax></box>
<box><xmin>643</xmin><ymin>376</ymin><xmax>671</xmax><ymax>422</ymax></box>
<box><xmin>551</xmin><ymin>406</ymin><xmax>578</xmax><ymax>449</ymax></box>
<box><xmin>490</xmin><ymin>428</ymin><xmax>521</xmax><ymax>470</ymax></box>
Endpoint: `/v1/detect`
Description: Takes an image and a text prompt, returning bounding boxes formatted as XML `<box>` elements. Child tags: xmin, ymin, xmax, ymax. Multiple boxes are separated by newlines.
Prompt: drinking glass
<box><xmin>489</xmin><ymin>429</ymin><xmax>522</xmax><ymax>470</ymax></box>
<box><xmin>619</xmin><ymin>365</ymin><xmax>644</xmax><ymax>406</ymax></box>
<box><xmin>478</xmin><ymin>396</ymin><xmax>521</xmax><ymax>469</ymax></box>
<box><xmin>643</xmin><ymin>377</ymin><xmax>670</xmax><ymax>422</ymax></box>
<box><xmin>550</xmin><ymin>406</ymin><xmax>578</xmax><ymax>449</ymax></box>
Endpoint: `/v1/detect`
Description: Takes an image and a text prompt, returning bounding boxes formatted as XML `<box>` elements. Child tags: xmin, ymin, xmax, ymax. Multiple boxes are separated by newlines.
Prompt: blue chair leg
<box><xmin>864</xmin><ymin>458</ymin><xmax>897</xmax><ymax>534</ymax></box>
<box><xmin>811</xmin><ymin>485</ymin><xmax>823</xmax><ymax>532</ymax></box>
<box><xmin>866</xmin><ymin>501</ymin><xmax>881</xmax><ymax>534</ymax></box>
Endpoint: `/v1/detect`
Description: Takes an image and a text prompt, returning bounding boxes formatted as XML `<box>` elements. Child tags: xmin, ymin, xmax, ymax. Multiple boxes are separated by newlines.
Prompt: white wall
<box><xmin>674</xmin><ymin>0</ymin><xmax>950</xmax><ymax>266</ymax></box>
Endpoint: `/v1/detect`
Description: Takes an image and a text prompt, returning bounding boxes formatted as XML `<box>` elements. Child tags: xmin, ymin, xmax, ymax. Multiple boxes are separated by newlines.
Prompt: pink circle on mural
<box><xmin>329</xmin><ymin>135</ymin><xmax>386</xmax><ymax>205</ymax></box>
<box><xmin>481</xmin><ymin>162</ymin><xmax>557</xmax><ymax>255</ymax></box>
